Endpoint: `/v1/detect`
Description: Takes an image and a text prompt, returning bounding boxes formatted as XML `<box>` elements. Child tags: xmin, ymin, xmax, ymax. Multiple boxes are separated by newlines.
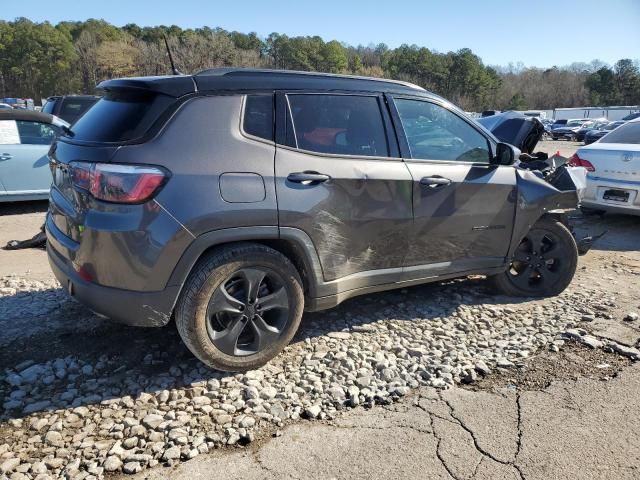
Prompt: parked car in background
<box><xmin>584</xmin><ymin>121</ymin><xmax>626</xmax><ymax>145</ymax></box>
<box><xmin>0</xmin><ymin>110</ymin><xmax>68</xmax><ymax>202</ymax></box>
<box><xmin>537</xmin><ymin>119</ymin><xmax>553</xmax><ymax>139</ymax></box>
<box><xmin>574</xmin><ymin>119</ymin><xmax>609</xmax><ymax>142</ymax></box>
<box><xmin>47</xmin><ymin>68</ymin><xmax>583</xmax><ymax>371</ymax></box>
<box><xmin>622</xmin><ymin>112</ymin><xmax>640</xmax><ymax>121</ymax></box>
<box><xmin>41</xmin><ymin>95</ymin><xmax>99</xmax><ymax>124</ymax></box>
<box><xmin>573</xmin><ymin>117</ymin><xmax>640</xmax><ymax>216</ymax></box>
<box><xmin>0</xmin><ymin>103</ymin><xmax>13</xmax><ymax>110</ymax></box>
<box><xmin>550</xmin><ymin>118</ymin><xmax>568</xmax><ymax>131</ymax></box>
<box><xmin>1</xmin><ymin>98</ymin><xmax>35</xmax><ymax>109</ymax></box>
<box><xmin>551</xmin><ymin>119</ymin><xmax>590</xmax><ymax>140</ymax></box>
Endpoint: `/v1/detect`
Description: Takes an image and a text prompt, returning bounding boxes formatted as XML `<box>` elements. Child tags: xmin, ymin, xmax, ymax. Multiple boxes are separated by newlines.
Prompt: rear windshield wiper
<box><xmin>61</xmin><ymin>125</ymin><xmax>75</xmax><ymax>138</ymax></box>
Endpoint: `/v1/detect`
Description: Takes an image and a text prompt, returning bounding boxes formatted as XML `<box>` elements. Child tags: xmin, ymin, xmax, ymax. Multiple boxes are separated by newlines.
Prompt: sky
<box><xmin>3</xmin><ymin>0</ymin><xmax>640</xmax><ymax>68</ymax></box>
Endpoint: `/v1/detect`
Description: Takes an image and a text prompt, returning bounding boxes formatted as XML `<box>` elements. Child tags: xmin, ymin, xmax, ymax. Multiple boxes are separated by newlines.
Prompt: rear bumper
<box><xmin>582</xmin><ymin>176</ymin><xmax>640</xmax><ymax>215</ymax></box>
<box><xmin>46</xmin><ymin>217</ymin><xmax>178</xmax><ymax>327</ymax></box>
<box><xmin>581</xmin><ymin>200</ymin><xmax>640</xmax><ymax>216</ymax></box>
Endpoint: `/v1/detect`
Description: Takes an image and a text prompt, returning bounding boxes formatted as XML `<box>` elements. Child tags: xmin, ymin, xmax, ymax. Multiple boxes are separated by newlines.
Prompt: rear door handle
<box><xmin>0</xmin><ymin>153</ymin><xmax>12</xmax><ymax>161</ymax></box>
<box><xmin>287</xmin><ymin>171</ymin><xmax>331</xmax><ymax>184</ymax></box>
<box><xmin>420</xmin><ymin>176</ymin><xmax>452</xmax><ymax>188</ymax></box>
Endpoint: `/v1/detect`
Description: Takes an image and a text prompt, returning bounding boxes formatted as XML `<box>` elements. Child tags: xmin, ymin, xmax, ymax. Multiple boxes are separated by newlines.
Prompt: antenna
<box><xmin>163</xmin><ymin>35</ymin><xmax>183</xmax><ymax>75</ymax></box>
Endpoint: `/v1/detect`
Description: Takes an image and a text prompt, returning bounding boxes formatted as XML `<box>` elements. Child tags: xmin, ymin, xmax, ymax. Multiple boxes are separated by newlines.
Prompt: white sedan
<box><xmin>570</xmin><ymin>117</ymin><xmax>640</xmax><ymax>216</ymax></box>
<box><xmin>0</xmin><ymin>110</ymin><xmax>69</xmax><ymax>202</ymax></box>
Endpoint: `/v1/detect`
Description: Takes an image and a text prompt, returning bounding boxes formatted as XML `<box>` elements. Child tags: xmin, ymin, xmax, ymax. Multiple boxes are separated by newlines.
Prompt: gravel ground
<box><xmin>0</xmin><ymin>143</ymin><xmax>639</xmax><ymax>479</ymax></box>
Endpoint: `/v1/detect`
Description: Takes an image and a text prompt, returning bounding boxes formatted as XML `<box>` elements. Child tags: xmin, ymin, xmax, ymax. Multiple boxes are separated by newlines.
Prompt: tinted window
<box><xmin>41</xmin><ymin>99</ymin><xmax>57</xmax><ymax>114</ymax></box>
<box><xmin>287</xmin><ymin>94</ymin><xmax>388</xmax><ymax>157</ymax></box>
<box><xmin>395</xmin><ymin>99</ymin><xmax>490</xmax><ymax>163</ymax></box>
<box><xmin>59</xmin><ymin>97</ymin><xmax>98</xmax><ymax>124</ymax></box>
<box><xmin>599</xmin><ymin>122</ymin><xmax>640</xmax><ymax>144</ymax></box>
<box><xmin>68</xmin><ymin>90</ymin><xmax>174</xmax><ymax>143</ymax></box>
<box><xmin>0</xmin><ymin>120</ymin><xmax>58</xmax><ymax>145</ymax></box>
<box><xmin>243</xmin><ymin>95</ymin><xmax>274</xmax><ymax>141</ymax></box>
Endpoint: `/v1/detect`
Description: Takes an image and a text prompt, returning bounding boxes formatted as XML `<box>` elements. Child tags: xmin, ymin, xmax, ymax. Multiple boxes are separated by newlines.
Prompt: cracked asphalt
<box><xmin>130</xmin><ymin>360</ymin><xmax>640</xmax><ymax>480</ymax></box>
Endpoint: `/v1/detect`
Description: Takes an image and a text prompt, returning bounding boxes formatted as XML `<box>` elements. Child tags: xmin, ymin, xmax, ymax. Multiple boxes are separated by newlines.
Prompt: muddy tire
<box><xmin>175</xmin><ymin>243</ymin><xmax>304</xmax><ymax>371</ymax></box>
<box><xmin>491</xmin><ymin>218</ymin><xmax>578</xmax><ymax>297</ymax></box>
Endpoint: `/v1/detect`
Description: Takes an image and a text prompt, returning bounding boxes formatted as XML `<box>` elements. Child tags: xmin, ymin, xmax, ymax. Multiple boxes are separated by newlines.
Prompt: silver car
<box><xmin>0</xmin><ymin>110</ymin><xmax>69</xmax><ymax>202</ymax></box>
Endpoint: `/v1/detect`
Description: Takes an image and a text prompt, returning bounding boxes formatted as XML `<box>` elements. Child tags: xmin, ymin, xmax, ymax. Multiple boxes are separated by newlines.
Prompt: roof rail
<box><xmin>195</xmin><ymin>67</ymin><xmax>425</xmax><ymax>91</ymax></box>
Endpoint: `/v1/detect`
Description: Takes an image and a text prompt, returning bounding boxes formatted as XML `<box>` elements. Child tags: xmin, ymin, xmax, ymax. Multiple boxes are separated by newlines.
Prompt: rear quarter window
<box><xmin>599</xmin><ymin>122</ymin><xmax>640</xmax><ymax>144</ymax></box>
<box><xmin>67</xmin><ymin>90</ymin><xmax>174</xmax><ymax>143</ymax></box>
<box><xmin>243</xmin><ymin>95</ymin><xmax>274</xmax><ymax>141</ymax></box>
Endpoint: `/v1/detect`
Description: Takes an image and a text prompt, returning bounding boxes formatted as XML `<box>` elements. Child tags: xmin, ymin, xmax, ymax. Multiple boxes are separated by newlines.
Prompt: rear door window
<box><xmin>67</xmin><ymin>90</ymin><xmax>174</xmax><ymax>143</ymax></box>
<box><xmin>286</xmin><ymin>94</ymin><xmax>389</xmax><ymax>157</ymax></box>
<box><xmin>599</xmin><ymin>122</ymin><xmax>640</xmax><ymax>144</ymax></box>
<box><xmin>0</xmin><ymin>120</ymin><xmax>58</xmax><ymax>145</ymax></box>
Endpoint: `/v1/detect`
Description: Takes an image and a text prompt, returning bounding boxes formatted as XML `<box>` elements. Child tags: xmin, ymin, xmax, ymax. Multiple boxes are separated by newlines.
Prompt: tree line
<box><xmin>1</xmin><ymin>18</ymin><xmax>638</xmax><ymax>112</ymax></box>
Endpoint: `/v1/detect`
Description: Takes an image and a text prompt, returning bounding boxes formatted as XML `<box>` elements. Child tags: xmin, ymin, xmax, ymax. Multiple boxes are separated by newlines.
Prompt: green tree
<box><xmin>319</xmin><ymin>40</ymin><xmax>347</xmax><ymax>73</ymax></box>
<box><xmin>507</xmin><ymin>92</ymin><xmax>527</xmax><ymax>110</ymax></box>
<box><xmin>614</xmin><ymin>59</ymin><xmax>640</xmax><ymax>104</ymax></box>
<box><xmin>0</xmin><ymin>18</ymin><xmax>77</xmax><ymax>99</ymax></box>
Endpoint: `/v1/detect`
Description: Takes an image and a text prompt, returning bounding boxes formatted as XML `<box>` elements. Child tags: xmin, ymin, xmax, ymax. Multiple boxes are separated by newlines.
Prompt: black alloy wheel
<box><xmin>175</xmin><ymin>243</ymin><xmax>304</xmax><ymax>371</ymax></box>
<box><xmin>508</xmin><ymin>229</ymin><xmax>565</xmax><ymax>291</ymax></box>
<box><xmin>206</xmin><ymin>268</ymin><xmax>289</xmax><ymax>356</ymax></box>
<box><xmin>491</xmin><ymin>218</ymin><xmax>578</xmax><ymax>297</ymax></box>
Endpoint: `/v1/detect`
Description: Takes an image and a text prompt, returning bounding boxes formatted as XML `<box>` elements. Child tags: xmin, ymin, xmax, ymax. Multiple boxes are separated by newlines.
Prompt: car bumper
<box><xmin>581</xmin><ymin>176</ymin><xmax>640</xmax><ymax>216</ymax></box>
<box><xmin>46</xmin><ymin>215</ymin><xmax>179</xmax><ymax>327</ymax></box>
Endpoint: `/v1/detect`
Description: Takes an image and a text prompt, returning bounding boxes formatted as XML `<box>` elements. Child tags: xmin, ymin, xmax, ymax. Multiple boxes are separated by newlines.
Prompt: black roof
<box><xmin>97</xmin><ymin>68</ymin><xmax>432</xmax><ymax>98</ymax></box>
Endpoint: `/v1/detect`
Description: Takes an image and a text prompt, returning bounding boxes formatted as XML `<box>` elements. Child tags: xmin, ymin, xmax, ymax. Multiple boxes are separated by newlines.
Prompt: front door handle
<box><xmin>420</xmin><ymin>176</ymin><xmax>452</xmax><ymax>188</ymax></box>
<box><xmin>0</xmin><ymin>153</ymin><xmax>12</xmax><ymax>161</ymax></box>
<box><xmin>287</xmin><ymin>171</ymin><xmax>331</xmax><ymax>185</ymax></box>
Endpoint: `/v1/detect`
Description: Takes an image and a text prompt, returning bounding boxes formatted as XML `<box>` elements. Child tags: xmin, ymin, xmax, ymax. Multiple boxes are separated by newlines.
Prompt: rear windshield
<box><xmin>599</xmin><ymin>122</ymin><xmax>640</xmax><ymax>144</ymax></box>
<box><xmin>66</xmin><ymin>90</ymin><xmax>174</xmax><ymax>143</ymax></box>
<box><xmin>59</xmin><ymin>97</ymin><xmax>98</xmax><ymax>123</ymax></box>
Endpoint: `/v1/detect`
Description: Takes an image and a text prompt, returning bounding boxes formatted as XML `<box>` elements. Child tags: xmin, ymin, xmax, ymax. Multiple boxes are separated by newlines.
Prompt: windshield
<box><xmin>566</xmin><ymin>120</ymin><xmax>584</xmax><ymax>127</ymax></box>
<box><xmin>599</xmin><ymin>122</ymin><xmax>640</xmax><ymax>144</ymax></box>
<box><xmin>604</xmin><ymin>122</ymin><xmax>623</xmax><ymax>131</ymax></box>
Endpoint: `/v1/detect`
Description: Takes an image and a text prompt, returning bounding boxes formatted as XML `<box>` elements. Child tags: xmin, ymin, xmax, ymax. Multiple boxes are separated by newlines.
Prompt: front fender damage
<box><xmin>509</xmin><ymin>169</ymin><xmax>581</xmax><ymax>257</ymax></box>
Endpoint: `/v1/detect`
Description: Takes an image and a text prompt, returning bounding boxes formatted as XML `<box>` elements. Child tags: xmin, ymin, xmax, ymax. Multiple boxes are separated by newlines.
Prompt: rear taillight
<box><xmin>568</xmin><ymin>153</ymin><xmax>595</xmax><ymax>172</ymax></box>
<box><xmin>69</xmin><ymin>162</ymin><xmax>168</xmax><ymax>204</ymax></box>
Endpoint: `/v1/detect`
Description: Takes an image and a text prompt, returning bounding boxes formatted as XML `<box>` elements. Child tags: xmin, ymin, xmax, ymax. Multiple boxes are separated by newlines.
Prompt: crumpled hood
<box><xmin>476</xmin><ymin>111</ymin><xmax>545</xmax><ymax>154</ymax></box>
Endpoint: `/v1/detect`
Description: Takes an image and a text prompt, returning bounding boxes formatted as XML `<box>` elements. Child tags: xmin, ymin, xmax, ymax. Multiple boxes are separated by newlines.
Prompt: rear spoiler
<box><xmin>97</xmin><ymin>75</ymin><xmax>197</xmax><ymax>98</ymax></box>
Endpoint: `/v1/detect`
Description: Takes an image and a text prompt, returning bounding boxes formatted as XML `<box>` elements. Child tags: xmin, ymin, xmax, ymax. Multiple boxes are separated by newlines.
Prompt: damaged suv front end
<box><xmin>478</xmin><ymin>111</ymin><xmax>594</xmax><ymax>255</ymax></box>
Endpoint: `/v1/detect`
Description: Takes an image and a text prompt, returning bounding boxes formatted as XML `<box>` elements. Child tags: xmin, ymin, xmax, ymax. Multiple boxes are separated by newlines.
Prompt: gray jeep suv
<box><xmin>46</xmin><ymin>68</ymin><xmax>580</xmax><ymax>371</ymax></box>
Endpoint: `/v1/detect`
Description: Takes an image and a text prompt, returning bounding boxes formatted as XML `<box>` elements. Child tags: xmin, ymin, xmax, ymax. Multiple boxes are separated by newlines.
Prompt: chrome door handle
<box><xmin>0</xmin><ymin>153</ymin><xmax>12</xmax><ymax>161</ymax></box>
<box><xmin>287</xmin><ymin>171</ymin><xmax>331</xmax><ymax>185</ymax></box>
<box><xmin>420</xmin><ymin>176</ymin><xmax>451</xmax><ymax>188</ymax></box>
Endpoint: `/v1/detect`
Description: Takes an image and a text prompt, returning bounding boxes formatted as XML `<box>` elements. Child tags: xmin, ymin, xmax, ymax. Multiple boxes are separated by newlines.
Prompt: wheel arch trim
<box><xmin>165</xmin><ymin>226</ymin><xmax>326</xmax><ymax>311</ymax></box>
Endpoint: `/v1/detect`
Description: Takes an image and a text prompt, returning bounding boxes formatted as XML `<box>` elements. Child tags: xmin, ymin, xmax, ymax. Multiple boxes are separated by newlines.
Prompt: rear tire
<box><xmin>175</xmin><ymin>243</ymin><xmax>304</xmax><ymax>371</ymax></box>
<box><xmin>491</xmin><ymin>218</ymin><xmax>577</xmax><ymax>297</ymax></box>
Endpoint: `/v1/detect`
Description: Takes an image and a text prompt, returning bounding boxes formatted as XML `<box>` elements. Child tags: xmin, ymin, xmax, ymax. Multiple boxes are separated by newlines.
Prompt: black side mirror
<box><xmin>494</xmin><ymin>142</ymin><xmax>520</xmax><ymax>166</ymax></box>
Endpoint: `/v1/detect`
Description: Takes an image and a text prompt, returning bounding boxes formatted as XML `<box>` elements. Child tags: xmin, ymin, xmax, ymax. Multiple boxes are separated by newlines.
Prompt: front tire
<box><xmin>491</xmin><ymin>218</ymin><xmax>578</xmax><ymax>297</ymax></box>
<box><xmin>175</xmin><ymin>243</ymin><xmax>304</xmax><ymax>371</ymax></box>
